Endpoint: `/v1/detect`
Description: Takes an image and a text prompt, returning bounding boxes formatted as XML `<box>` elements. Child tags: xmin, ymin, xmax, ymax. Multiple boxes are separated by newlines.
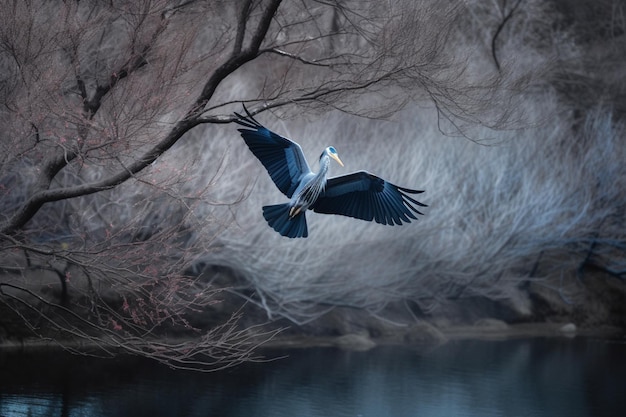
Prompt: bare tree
<box><xmin>0</xmin><ymin>0</ymin><xmax>485</xmax><ymax>368</ymax></box>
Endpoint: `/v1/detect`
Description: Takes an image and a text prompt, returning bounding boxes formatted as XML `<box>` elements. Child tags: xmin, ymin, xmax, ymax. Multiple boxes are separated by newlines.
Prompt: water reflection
<box><xmin>1</xmin><ymin>337</ymin><xmax>624</xmax><ymax>417</ymax></box>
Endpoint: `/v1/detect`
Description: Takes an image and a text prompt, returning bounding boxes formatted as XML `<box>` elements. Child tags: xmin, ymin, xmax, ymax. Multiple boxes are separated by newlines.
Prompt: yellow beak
<box><xmin>331</xmin><ymin>153</ymin><xmax>344</xmax><ymax>167</ymax></box>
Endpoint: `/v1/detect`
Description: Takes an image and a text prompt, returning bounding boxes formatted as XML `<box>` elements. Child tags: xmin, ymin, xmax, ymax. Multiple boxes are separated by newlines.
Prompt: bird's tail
<box><xmin>262</xmin><ymin>204</ymin><xmax>308</xmax><ymax>238</ymax></box>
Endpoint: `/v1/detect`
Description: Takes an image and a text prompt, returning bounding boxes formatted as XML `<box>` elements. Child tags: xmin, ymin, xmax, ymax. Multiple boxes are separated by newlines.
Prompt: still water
<box><xmin>0</xmin><ymin>337</ymin><xmax>624</xmax><ymax>417</ymax></box>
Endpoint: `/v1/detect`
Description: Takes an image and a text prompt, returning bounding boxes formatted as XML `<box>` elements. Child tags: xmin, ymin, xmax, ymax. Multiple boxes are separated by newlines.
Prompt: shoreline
<box><xmin>262</xmin><ymin>321</ymin><xmax>625</xmax><ymax>351</ymax></box>
<box><xmin>2</xmin><ymin>321</ymin><xmax>623</xmax><ymax>355</ymax></box>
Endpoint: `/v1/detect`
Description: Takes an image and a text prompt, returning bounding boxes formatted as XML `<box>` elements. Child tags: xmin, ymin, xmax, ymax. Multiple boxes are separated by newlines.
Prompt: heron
<box><xmin>234</xmin><ymin>106</ymin><xmax>427</xmax><ymax>238</ymax></box>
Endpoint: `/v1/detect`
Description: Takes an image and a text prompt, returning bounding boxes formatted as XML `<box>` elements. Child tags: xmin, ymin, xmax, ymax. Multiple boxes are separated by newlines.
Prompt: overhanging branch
<box><xmin>1</xmin><ymin>0</ymin><xmax>284</xmax><ymax>236</ymax></box>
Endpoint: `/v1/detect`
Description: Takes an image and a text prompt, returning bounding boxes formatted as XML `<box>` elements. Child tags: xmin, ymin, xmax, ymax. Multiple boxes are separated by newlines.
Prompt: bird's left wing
<box><xmin>312</xmin><ymin>171</ymin><xmax>427</xmax><ymax>225</ymax></box>
<box><xmin>235</xmin><ymin>108</ymin><xmax>311</xmax><ymax>198</ymax></box>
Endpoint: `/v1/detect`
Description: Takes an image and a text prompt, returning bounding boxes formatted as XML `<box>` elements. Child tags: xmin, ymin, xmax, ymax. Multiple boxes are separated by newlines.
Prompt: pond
<box><xmin>0</xmin><ymin>337</ymin><xmax>624</xmax><ymax>417</ymax></box>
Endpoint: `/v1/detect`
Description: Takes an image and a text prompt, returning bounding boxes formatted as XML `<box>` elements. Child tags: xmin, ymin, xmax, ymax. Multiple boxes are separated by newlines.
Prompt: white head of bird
<box><xmin>323</xmin><ymin>146</ymin><xmax>344</xmax><ymax>167</ymax></box>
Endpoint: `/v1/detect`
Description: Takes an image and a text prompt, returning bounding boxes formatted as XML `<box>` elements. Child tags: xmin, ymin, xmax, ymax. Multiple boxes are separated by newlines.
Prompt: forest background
<box><xmin>1</xmin><ymin>0</ymin><xmax>625</xmax><ymax>371</ymax></box>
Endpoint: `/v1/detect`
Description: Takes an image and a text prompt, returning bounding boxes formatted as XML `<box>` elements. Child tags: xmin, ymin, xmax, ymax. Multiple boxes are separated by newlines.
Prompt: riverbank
<box><xmin>261</xmin><ymin>320</ymin><xmax>625</xmax><ymax>351</ymax></box>
<box><xmin>2</xmin><ymin>319</ymin><xmax>623</xmax><ymax>355</ymax></box>
<box><xmin>2</xmin><ymin>258</ymin><xmax>625</xmax><ymax>359</ymax></box>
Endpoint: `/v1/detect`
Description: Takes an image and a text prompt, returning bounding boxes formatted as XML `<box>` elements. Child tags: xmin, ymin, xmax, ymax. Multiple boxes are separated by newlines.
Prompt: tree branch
<box><xmin>189</xmin><ymin>0</ymin><xmax>283</xmax><ymax>118</ymax></box>
<box><xmin>260</xmin><ymin>47</ymin><xmax>334</xmax><ymax>66</ymax></box>
<box><xmin>491</xmin><ymin>0</ymin><xmax>522</xmax><ymax>72</ymax></box>
<box><xmin>233</xmin><ymin>0</ymin><xmax>253</xmax><ymax>54</ymax></box>
<box><xmin>0</xmin><ymin>0</ymin><xmax>282</xmax><ymax>235</ymax></box>
<box><xmin>195</xmin><ymin>67</ymin><xmax>407</xmax><ymax>124</ymax></box>
<box><xmin>84</xmin><ymin>53</ymin><xmax>149</xmax><ymax>117</ymax></box>
<box><xmin>0</xmin><ymin>120</ymin><xmax>196</xmax><ymax>235</ymax></box>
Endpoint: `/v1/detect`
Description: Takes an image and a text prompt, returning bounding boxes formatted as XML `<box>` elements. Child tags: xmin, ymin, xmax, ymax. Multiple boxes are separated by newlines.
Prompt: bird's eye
<box><xmin>328</xmin><ymin>146</ymin><xmax>337</xmax><ymax>154</ymax></box>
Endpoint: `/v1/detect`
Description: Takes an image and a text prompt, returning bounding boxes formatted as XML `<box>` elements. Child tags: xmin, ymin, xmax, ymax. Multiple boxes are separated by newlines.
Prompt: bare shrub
<box><xmin>194</xmin><ymin>93</ymin><xmax>625</xmax><ymax>323</ymax></box>
<box><xmin>188</xmin><ymin>2</ymin><xmax>626</xmax><ymax>324</ymax></box>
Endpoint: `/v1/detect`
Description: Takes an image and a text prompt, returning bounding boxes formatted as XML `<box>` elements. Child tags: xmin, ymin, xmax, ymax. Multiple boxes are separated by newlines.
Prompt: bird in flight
<box><xmin>234</xmin><ymin>106</ymin><xmax>427</xmax><ymax>238</ymax></box>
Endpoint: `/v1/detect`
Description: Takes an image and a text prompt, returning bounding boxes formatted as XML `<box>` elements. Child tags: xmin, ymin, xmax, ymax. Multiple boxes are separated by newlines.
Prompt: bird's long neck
<box><xmin>315</xmin><ymin>154</ymin><xmax>331</xmax><ymax>183</ymax></box>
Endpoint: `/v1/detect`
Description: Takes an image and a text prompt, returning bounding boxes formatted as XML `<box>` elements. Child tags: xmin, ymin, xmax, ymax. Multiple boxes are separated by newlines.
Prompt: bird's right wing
<box><xmin>312</xmin><ymin>171</ymin><xmax>427</xmax><ymax>225</ymax></box>
<box><xmin>235</xmin><ymin>107</ymin><xmax>311</xmax><ymax>198</ymax></box>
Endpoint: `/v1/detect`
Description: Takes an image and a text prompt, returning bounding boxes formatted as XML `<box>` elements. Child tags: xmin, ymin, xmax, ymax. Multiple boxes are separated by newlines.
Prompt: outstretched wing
<box><xmin>235</xmin><ymin>107</ymin><xmax>311</xmax><ymax>198</ymax></box>
<box><xmin>312</xmin><ymin>171</ymin><xmax>427</xmax><ymax>225</ymax></box>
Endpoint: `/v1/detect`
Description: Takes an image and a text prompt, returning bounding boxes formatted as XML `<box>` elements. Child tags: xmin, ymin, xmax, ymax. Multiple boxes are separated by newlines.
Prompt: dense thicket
<box><xmin>1</xmin><ymin>0</ymin><xmax>625</xmax><ymax>368</ymax></box>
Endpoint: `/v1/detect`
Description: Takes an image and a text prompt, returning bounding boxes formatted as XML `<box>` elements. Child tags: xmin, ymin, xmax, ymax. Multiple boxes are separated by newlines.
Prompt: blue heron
<box><xmin>234</xmin><ymin>107</ymin><xmax>427</xmax><ymax>238</ymax></box>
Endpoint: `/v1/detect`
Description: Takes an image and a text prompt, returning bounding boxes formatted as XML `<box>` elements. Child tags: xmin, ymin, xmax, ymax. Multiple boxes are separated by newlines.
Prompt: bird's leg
<box><xmin>289</xmin><ymin>206</ymin><xmax>303</xmax><ymax>218</ymax></box>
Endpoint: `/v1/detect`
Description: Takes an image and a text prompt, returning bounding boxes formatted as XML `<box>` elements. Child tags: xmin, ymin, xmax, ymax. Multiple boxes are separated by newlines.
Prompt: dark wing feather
<box><xmin>235</xmin><ymin>108</ymin><xmax>311</xmax><ymax>198</ymax></box>
<box><xmin>312</xmin><ymin>171</ymin><xmax>427</xmax><ymax>225</ymax></box>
